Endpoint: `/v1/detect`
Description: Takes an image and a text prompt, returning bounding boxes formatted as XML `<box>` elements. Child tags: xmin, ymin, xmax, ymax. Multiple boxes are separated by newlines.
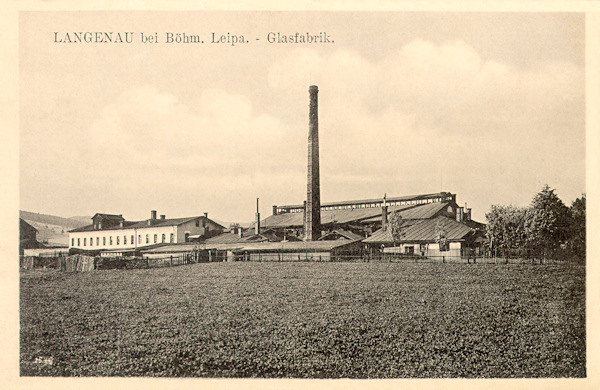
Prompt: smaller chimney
<box><xmin>273</xmin><ymin>205</ymin><xmax>278</xmax><ymax>216</ymax></box>
<box><xmin>456</xmin><ymin>207</ymin><xmax>463</xmax><ymax>222</ymax></box>
<box><xmin>238</xmin><ymin>228</ymin><xmax>243</xmax><ymax>238</ymax></box>
<box><xmin>382</xmin><ymin>193</ymin><xmax>388</xmax><ymax>230</ymax></box>
<box><xmin>255</xmin><ymin>198</ymin><xmax>260</xmax><ymax>235</ymax></box>
<box><xmin>160</xmin><ymin>214</ymin><xmax>166</xmax><ymax>220</ymax></box>
<box><xmin>151</xmin><ymin>210</ymin><xmax>157</xmax><ymax>220</ymax></box>
<box><xmin>302</xmin><ymin>200</ymin><xmax>307</xmax><ymax>240</ymax></box>
<box><xmin>204</xmin><ymin>212</ymin><xmax>208</xmax><ymax>218</ymax></box>
<box><xmin>466</xmin><ymin>208</ymin><xmax>472</xmax><ymax>221</ymax></box>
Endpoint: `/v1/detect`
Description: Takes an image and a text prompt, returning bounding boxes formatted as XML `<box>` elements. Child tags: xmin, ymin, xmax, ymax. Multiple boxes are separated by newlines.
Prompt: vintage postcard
<box><xmin>3</xmin><ymin>1</ymin><xmax>599</xmax><ymax>389</ymax></box>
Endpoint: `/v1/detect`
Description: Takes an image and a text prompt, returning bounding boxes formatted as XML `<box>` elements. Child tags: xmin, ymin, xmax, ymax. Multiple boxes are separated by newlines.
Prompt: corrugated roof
<box><xmin>361</xmin><ymin>202</ymin><xmax>450</xmax><ymax>223</ymax></box>
<box><xmin>279</xmin><ymin>192</ymin><xmax>453</xmax><ymax>209</ymax></box>
<box><xmin>142</xmin><ymin>239</ymin><xmax>357</xmax><ymax>254</ymax></box>
<box><xmin>262</xmin><ymin>202</ymin><xmax>450</xmax><ymax>229</ymax></box>
<box><xmin>364</xmin><ymin>216</ymin><xmax>474</xmax><ymax>243</ymax></box>
<box><xmin>319</xmin><ymin>229</ymin><xmax>364</xmax><ymax>241</ymax></box>
<box><xmin>235</xmin><ymin>240</ymin><xmax>358</xmax><ymax>252</ymax></box>
<box><xmin>205</xmin><ymin>233</ymin><xmax>248</xmax><ymax>244</ymax></box>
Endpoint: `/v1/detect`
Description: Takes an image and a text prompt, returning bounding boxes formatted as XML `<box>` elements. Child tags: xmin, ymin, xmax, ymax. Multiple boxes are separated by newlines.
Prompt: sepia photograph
<box><xmin>7</xmin><ymin>4</ymin><xmax>596</xmax><ymax>386</ymax></box>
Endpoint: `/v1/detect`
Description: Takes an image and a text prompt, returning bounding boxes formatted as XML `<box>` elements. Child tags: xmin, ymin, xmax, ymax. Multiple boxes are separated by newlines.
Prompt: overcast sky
<box><xmin>19</xmin><ymin>12</ymin><xmax>585</xmax><ymax>224</ymax></box>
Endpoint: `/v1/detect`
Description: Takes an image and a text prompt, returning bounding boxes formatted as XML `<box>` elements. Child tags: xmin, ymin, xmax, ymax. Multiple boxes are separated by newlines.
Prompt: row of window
<box><xmin>72</xmin><ymin>233</ymin><xmax>175</xmax><ymax>247</ymax></box>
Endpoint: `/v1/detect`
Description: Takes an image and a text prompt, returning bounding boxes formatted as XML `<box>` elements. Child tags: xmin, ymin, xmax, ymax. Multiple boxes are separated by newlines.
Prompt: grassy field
<box><xmin>20</xmin><ymin>262</ymin><xmax>585</xmax><ymax>378</ymax></box>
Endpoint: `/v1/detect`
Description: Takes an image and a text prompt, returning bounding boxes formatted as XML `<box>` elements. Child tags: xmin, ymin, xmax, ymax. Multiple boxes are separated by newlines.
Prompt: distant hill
<box><xmin>20</xmin><ymin>210</ymin><xmax>91</xmax><ymax>246</ymax></box>
<box><xmin>68</xmin><ymin>215</ymin><xmax>94</xmax><ymax>225</ymax></box>
<box><xmin>20</xmin><ymin>210</ymin><xmax>91</xmax><ymax>229</ymax></box>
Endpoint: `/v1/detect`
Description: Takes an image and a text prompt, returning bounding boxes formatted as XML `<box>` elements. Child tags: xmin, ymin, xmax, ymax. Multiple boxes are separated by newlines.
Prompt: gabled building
<box><xmin>363</xmin><ymin>214</ymin><xmax>484</xmax><ymax>258</ymax></box>
<box><xmin>20</xmin><ymin>218</ymin><xmax>43</xmax><ymax>255</ymax></box>
<box><xmin>68</xmin><ymin>210</ymin><xmax>225</xmax><ymax>251</ymax></box>
<box><xmin>263</xmin><ymin>192</ymin><xmax>466</xmax><ymax>240</ymax></box>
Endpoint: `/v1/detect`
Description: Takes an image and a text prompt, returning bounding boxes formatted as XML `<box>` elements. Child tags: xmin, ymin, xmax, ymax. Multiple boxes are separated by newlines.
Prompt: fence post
<box><xmin>442</xmin><ymin>256</ymin><xmax>445</xmax><ymax>264</ymax></box>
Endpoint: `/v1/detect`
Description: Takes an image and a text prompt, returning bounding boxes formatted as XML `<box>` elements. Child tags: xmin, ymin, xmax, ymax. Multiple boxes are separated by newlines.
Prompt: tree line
<box><xmin>486</xmin><ymin>185</ymin><xmax>585</xmax><ymax>261</ymax></box>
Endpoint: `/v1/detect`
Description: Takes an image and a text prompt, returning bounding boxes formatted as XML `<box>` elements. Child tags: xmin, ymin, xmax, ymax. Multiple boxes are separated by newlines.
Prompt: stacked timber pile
<box><xmin>58</xmin><ymin>255</ymin><xmax>96</xmax><ymax>272</ymax></box>
<box><xmin>20</xmin><ymin>257</ymin><xmax>34</xmax><ymax>270</ymax></box>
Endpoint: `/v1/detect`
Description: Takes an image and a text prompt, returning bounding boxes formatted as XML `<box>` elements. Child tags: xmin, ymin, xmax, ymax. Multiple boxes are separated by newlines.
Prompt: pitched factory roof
<box><xmin>204</xmin><ymin>232</ymin><xmax>248</xmax><ymax>244</ymax></box>
<box><xmin>20</xmin><ymin>218</ymin><xmax>37</xmax><ymax>232</ymax></box>
<box><xmin>69</xmin><ymin>216</ymin><xmax>225</xmax><ymax>233</ymax></box>
<box><xmin>69</xmin><ymin>221</ymin><xmax>139</xmax><ymax>232</ymax></box>
<box><xmin>319</xmin><ymin>229</ymin><xmax>365</xmax><ymax>241</ymax></box>
<box><xmin>142</xmin><ymin>239</ymin><xmax>358</xmax><ymax>254</ymax></box>
<box><xmin>364</xmin><ymin>216</ymin><xmax>474</xmax><ymax>244</ymax></box>
<box><xmin>262</xmin><ymin>201</ymin><xmax>451</xmax><ymax>229</ymax></box>
<box><xmin>278</xmin><ymin>192</ymin><xmax>453</xmax><ymax>209</ymax></box>
<box><xmin>91</xmin><ymin>213</ymin><xmax>123</xmax><ymax>219</ymax></box>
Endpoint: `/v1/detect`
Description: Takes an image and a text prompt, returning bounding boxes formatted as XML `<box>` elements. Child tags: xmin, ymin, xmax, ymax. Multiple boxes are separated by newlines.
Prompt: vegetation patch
<box><xmin>20</xmin><ymin>262</ymin><xmax>585</xmax><ymax>377</ymax></box>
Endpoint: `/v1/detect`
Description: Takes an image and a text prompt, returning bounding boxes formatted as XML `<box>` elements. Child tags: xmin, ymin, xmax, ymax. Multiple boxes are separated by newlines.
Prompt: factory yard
<box><xmin>20</xmin><ymin>261</ymin><xmax>585</xmax><ymax>378</ymax></box>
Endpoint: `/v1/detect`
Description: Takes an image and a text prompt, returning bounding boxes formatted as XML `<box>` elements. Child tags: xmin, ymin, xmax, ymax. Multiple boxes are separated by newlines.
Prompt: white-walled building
<box><xmin>68</xmin><ymin>211</ymin><xmax>224</xmax><ymax>251</ymax></box>
<box><xmin>363</xmin><ymin>214</ymin><xmax>484</xmax><ymax>259</ymax></box>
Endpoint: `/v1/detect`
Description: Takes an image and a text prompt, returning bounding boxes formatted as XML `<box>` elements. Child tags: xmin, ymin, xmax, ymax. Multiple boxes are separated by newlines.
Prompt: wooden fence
<box><xmin>146</xmin><ymin>254</ymin><xmax>197</xmax><ymax>268</ymax></box>
<box><xmin>20</xmin><ymin>253</ymin><xmax>200</xmax><ymax>272</ymax></box>
<box><xmin>57</xmin><ymin>255</ymin><xmax>96</xmax><ymax>272</ymax></box>
<box><xmin>20</xmin><ymin>252</ymin><xmax>570</xmax><ymax>272</ymax></box>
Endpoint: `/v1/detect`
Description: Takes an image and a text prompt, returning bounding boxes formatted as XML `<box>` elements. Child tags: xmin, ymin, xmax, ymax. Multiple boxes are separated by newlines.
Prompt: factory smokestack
<box><xmin>382</xmin><ymin>194</ymin><xmax>388</xmax><ymax>230</ymax></box>
<box><xmin>255</xmin><ymin>197</ymin><xmax>260</xmax><ymax>235</ymax></box>
<box><xmin>305</xmin><ymin>85</ymin><xmax>321</xmax><ymax>240</ymax></box>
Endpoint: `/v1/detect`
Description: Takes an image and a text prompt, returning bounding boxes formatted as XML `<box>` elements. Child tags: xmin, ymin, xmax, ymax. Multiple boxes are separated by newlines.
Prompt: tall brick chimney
<box><xmin>255</xmin><ymin>197</ymin><xmax>260</xmax><ymax>235</ymax></box>
<box><xmin>305</xmin><ymin>85</ymin><xmax>321</xmax><ymax>241</ymax></box>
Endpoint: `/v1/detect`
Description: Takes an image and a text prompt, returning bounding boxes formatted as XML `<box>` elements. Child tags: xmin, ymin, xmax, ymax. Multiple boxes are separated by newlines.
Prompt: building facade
<box><xmin>69</xmin><ymin>211</ymin><xmax>224</xmax><ymax>251</ymax></box>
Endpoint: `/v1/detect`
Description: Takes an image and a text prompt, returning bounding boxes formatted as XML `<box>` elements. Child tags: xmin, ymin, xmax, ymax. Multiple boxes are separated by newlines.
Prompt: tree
<box><xmin>485</xmin><ymin>205</ymin><xmax>528</xmax><ymax>257</ymax></box>
<box><xmin>435</xmin><ymin>220</ymin><xmax>449</xmax><ymax>252</ymax></box>
<box><xmin>524</xmin><ymin>185</ymin><xmax>570</xmax><ymax>259</ymax></box>
<box><xmin>568</xmin><ymin>194</ymin><xmax>586</xmax><ymax>260</ymax></box>
<box><xmin>388</xmin><ymin>211</ymin><xmax>404</xmax><ymax>247</ymax></box>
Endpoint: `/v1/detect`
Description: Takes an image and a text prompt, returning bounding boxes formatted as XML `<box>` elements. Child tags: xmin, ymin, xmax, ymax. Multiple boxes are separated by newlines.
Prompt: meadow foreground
<box><xmin>20</xmin><ymin>261</ymin><xmax>585</xmax><ymax>377</ymax></box>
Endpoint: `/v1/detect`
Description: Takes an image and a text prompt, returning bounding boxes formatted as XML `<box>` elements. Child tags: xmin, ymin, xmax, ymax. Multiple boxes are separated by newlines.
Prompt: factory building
<box><xmin>188</xmin><ymin>85</ymin><xmax>485</xmax><ymax>261</ymax></box>
<box><xmin>68</xmin><ymin>85</ymin><xmax>483</xmax><ymax>262</ymax></box>
<box><xmin>264</xmin><ymin>192</ymin><xmax>464</xmax><ymax>239</ymax></box>
<box><xmin>363</xmin><ymin>214</ymin><xmax>485</xmax><ymax>259</ymax></box>
<box><xmin>68</xmin><ymin>210</ymin><xmax>224</xmax><ymax>252</ymax></box>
